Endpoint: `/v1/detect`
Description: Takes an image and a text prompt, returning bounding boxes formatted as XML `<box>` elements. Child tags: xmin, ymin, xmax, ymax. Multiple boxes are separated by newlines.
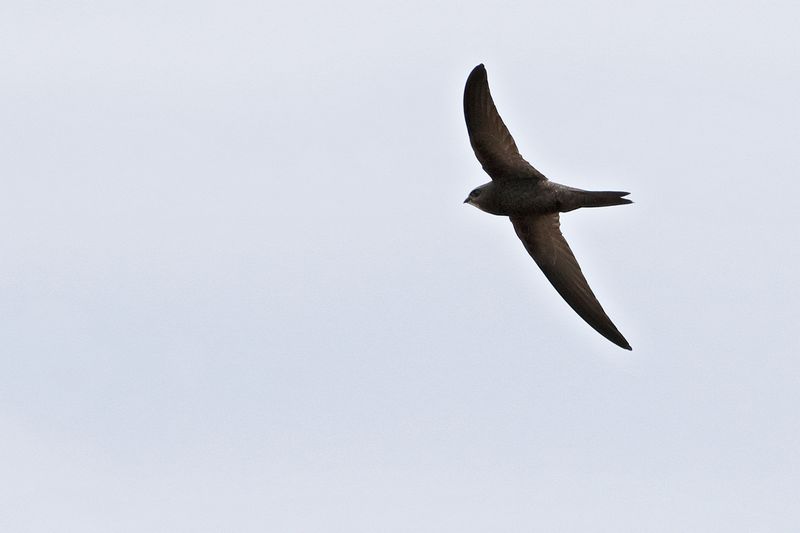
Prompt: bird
<box><xmin>462</xmin><ymin>64</ymin><xmax>633</xmax><ymax>350</ymax></box>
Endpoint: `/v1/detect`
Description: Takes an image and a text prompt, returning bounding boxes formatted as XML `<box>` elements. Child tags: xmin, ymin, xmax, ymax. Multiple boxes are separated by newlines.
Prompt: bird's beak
<box><xmin>463</xmin><ymin>197</ymin><xmax>470</xmax><ymax>204</ymax></box>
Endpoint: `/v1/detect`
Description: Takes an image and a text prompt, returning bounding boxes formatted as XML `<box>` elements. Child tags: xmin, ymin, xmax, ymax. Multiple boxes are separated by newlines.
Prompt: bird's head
<box><xmin>463</xmin><ymin>182</ymin><xmax>494</xmax><ymax>212</ymax></box>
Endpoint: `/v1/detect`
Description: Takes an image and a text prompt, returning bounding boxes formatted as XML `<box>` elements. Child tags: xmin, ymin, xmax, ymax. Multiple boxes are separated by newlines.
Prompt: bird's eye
<box><xmin>470</xmin><ymin>189</ymin><xmax>481</xmax><ymax>198</ymax></box>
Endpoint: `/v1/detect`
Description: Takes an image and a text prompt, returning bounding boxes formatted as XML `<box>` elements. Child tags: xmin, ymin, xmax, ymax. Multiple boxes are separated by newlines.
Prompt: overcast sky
<box><xmin>2</xmin><ymin>1</ymin><xmax>800</xmax><ymax>531</ymax></box>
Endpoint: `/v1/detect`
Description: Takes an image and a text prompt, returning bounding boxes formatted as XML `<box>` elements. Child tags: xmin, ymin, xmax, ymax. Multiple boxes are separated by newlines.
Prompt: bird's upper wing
<box><xmin>510</xmin><ymin>213</ymin><xmax>631</xmax><ymax>350</ymax></box>
<box><xmin>464</xmin><ymin>64</ymin><xmax>546</xmax><ymax>181</ymax></box>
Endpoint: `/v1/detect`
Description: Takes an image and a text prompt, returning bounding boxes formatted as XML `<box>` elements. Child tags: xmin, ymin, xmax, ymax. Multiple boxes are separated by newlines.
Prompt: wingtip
<box><xmin>613</xmin><ymin>334</ymin><xmax>632</xmax><ymax>350</ymax></box>
<box><xmin>610</xmin><ymin>339</ymin><xmax>632</xmax><ymax>350</ymax></box>
<box><xmin>608</xmin><ymin>328</ymin><xmax>632</xmax><ymax>350</ymax></box>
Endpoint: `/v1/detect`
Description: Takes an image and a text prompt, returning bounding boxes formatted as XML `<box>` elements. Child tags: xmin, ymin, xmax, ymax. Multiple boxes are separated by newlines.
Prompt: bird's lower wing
<box><xmin>510</xmin><ymin>213</ymin><xmax>631</xmax><ymax>350</ymax></box>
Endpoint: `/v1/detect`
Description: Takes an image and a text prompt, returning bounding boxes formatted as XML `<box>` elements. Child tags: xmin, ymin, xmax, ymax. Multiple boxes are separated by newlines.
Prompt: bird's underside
<box><xmin>463</xmin><ymin>64</ymin><xmax>632</xmax><ymax>350</ymax></box>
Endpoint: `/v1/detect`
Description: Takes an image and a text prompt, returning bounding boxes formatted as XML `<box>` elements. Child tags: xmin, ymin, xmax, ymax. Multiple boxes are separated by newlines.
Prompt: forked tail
<box><xmin>577</xmin><ymin>190</ymin><xmax>632</xmax><ymax>208</ymax></box>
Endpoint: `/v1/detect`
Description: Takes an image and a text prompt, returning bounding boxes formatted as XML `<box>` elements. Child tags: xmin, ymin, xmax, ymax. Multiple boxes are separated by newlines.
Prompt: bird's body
<box><xmin>466</xmin><ymin>179</ymin><xmax>630</xmax><ymax>216</ymax></box>
<box><xmin>462</xmin><ymin>64</ymin><xmax>633</xmax><ymax>350</ymax></box>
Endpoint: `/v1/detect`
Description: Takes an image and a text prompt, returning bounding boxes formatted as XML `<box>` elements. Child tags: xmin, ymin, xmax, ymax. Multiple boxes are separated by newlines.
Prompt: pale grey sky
<box><xmin>2</xmin><ymin>1</ymin><xmax>800</xmax><ymax>531</ymax></box>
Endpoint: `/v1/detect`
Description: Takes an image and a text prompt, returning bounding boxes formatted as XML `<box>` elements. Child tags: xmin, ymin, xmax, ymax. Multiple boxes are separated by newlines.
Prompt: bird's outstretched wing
<box><xmin>510</xmin><ymin>213</ymin><xmax>631</xmax><ymax>350</ymax></box>
<box><xmin>464</xmin><ymin>64</ymin><xmax>546</xmax><ymax>181</ymax></box>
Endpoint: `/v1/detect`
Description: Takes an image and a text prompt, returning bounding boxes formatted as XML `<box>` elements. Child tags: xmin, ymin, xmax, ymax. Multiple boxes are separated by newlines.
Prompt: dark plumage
<box><xmin>462</xmin><ymin>64</ymin><xmax>633</xmax><ymax>350</ymax></box>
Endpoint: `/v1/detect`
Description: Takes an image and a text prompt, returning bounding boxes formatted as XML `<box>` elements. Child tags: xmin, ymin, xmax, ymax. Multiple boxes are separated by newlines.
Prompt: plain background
<box><xmin>2</xmin><ymin>1</ymin><xmax>800</xmax><ymax>531</ymax></box>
